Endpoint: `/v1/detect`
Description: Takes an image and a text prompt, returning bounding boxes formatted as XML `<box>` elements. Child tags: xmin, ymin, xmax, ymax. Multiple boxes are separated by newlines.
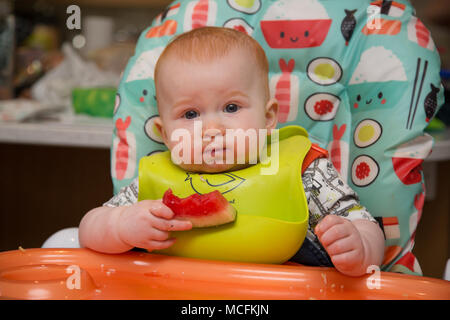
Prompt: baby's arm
<box><xmin>303</xmin><ymin>158</ymin><xmax>384</xmax><ymax>276</ymax></box>
<box><xmin>79</xmin><ymin>179</ymin><xmax>192</xmax><ymax>254</ymax></box>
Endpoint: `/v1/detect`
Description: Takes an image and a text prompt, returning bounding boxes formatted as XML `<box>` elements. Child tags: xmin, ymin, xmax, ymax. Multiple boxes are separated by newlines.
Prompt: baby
<box><xmin>79</xmin><ymin>27</ymin><xmax>384</xmax><ymax>277</ymax></box>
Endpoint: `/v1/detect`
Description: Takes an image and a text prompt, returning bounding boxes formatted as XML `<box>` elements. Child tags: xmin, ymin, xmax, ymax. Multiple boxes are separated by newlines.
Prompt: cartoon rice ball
<box><xmin>260</xmin><ymin>0</ymin><xmax>332</xmax><ymax>49</ymax></box>
<box><xmin>349</xmin><ymin>46</ymin><xmax>407</xmax><ymax>85</ymax></box>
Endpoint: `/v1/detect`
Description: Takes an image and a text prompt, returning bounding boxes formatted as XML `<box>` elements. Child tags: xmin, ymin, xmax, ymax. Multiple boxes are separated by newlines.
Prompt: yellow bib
<box><xmin>138</xmin><ymin>126</ymin><xmax>311</xmax><ymax>264</ymax></box>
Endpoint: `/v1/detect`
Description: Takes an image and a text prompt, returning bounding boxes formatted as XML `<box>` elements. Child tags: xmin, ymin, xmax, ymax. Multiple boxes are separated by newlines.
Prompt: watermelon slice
<box><xmin>162</xmin><ymin>189</ymin><xmax>236</xmax><ymax>228</ymax></box>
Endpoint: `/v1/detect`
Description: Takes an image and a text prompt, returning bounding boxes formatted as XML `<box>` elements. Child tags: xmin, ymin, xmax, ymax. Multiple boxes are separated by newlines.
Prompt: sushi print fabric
<box><xmin>110</xmin><ymin>0</ymin><xmax>444</xmax><ymax>275</ymax></box>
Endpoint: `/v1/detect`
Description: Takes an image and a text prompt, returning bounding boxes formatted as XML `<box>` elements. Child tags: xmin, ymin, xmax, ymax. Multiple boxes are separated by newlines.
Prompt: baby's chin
<box><xmin>177</xmin><ymin>162</ymin><xmax>251</xmax><ymax>173</ymax></box>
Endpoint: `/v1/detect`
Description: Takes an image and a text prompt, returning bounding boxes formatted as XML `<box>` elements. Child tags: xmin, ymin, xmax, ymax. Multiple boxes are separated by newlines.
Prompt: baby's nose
<box><xmin>202</xmin><ymin>118</ymin><xmax>226</xmax><ymax>138</ymax></box>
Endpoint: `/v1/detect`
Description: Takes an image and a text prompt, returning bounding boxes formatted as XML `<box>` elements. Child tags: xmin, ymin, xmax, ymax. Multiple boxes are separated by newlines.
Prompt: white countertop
<box><xmin>0</xmin><ymin>116</ymin><xmax>114</xmax><ymax>149</ymax></box>
<box><xmin>0</xmin><ymin>117</ymin><xmax>449</xmax><ymax>161</ymax></box>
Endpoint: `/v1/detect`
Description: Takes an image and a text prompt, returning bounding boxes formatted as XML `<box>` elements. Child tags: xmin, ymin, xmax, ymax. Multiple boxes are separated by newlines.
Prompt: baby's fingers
<box><xmin>149</xmin><ymin>201</ymin><xmax>175</xmax><ymax>220</ymax></box>
<box><xmin>144</xmin><ymin>238</ymin><xmax>177</xmax><ymax>251</ymax></box>
<box><xmin>318</xmin><ymin>223</ymin><xmax>351</xmax><ymax>248</ymax></box>
<box><xmin>315</xmin><ymin>215</ymin><xmax>345</xmax><ymax>238</ymax></box>
<box><xmin>324</xmin><ymin>237</ymin><xmax>355</xmax><ymax>256</ymax></box>
<box><xmin>152</xmin><ymin>217</ymin><xmax>193</xmax><ymax>232</ymax></box>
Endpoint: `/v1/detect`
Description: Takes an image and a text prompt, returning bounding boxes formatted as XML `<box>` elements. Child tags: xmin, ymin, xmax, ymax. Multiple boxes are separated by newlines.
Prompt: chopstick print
<box><xmin>271</xmin><ymin>58</ymin><xmax>299</xmax><ymax>123</ymax></box>
<box><xmin>184</xmin><ymin>0</ymin><xmax>217</xmax><ymax>31</ymax></box>
<box><xmin>407</xmin><ymin>58</ymin><xmax>421</xmax><ymax>129</ymax></box>
<box><xmin>407</xmin><ymin>58</ymin><xmax>428</xmax><ymax>130</ymax></box>
<box><xmin>113</xmin><ymin>116</ymin><xmax>136</xmax><ymax>181</ymax></box>
<box><xmin>328</xmin><ymin>124</ymin><xmax>349</xmax><ymax>182</ymax></box>
<box><xmin>341</xmin><ymin>9</ymin><xmax>356</xmax><ymax>46</ymax></box>
<box><xmin>410</xmin><ymin>59</ymin><xmax>428</xmax><ymax>130</ymax></box>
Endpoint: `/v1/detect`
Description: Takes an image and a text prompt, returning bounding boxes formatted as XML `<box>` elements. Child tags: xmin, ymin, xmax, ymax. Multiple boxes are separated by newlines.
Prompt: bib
<box><xmin>138</xmin><ymin>126</ymin><xmax>311</xmax><ymax>264</ymax></box>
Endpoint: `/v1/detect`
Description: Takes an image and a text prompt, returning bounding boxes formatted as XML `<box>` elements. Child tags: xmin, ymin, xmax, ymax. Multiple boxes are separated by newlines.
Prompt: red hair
<box><xmin>154</xmin><ymin>27</ymin><xmax>269</xmax><ymax>98</ymax></box>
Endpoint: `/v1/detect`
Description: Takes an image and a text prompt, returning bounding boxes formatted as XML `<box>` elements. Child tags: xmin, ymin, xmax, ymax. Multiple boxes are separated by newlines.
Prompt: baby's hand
<box><xmin>117</xmin><ymin>200</ymin><xmax>192</xmax><ymax>251</ymax></box>
<box><xmin>315</xmin><ymin>215</ymin><xmax>366</xmax><ymax>276</ymax></box>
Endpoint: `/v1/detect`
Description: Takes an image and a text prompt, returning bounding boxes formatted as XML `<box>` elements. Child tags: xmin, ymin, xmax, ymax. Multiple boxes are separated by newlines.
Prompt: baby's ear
<box><xmin>153</xmin><ymin>116</ymin><xmax>168</xmax><ymax>145</ymax></box>
<box><xmin>264</xmin><ymin>98</ymin><xmax>278</xmax><ymax>131</ymax></box>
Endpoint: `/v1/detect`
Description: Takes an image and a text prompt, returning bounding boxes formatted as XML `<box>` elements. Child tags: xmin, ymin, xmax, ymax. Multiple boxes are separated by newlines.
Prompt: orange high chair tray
<box><xmin>0</xmin><ymin>248</ymin><xmax>449</xmax><ymax>300</ymax></box>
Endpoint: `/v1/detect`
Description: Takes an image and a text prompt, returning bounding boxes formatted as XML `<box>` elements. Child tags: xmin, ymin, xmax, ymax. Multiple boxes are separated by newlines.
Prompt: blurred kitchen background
<box><xmin>0</xmin><ymin>0</ymin><xmax>449</xmax><ymax>279</ymax></box>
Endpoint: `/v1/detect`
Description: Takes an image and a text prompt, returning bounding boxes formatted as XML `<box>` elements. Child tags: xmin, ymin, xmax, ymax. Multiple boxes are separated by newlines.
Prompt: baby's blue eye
<box><xmin>224</xmin><ymin>104</ymin><xmax>239</xmax><ymax>113</ymax></box>
<box><xmin>184</xmin><ymin>110</ymin><xmax>198</xmax><ymax>119</ymax></box>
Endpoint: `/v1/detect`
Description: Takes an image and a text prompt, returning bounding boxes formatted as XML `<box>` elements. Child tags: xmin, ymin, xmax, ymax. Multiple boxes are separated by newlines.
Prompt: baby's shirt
<box><xmin>104</xmin><ymin>157</ymin><xmax>376</xmax><ymax>250</ymax></box>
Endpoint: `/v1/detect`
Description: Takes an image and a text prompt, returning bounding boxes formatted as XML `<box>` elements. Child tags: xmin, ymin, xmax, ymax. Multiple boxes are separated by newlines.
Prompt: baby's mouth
<box><xmin>206</xmin><ymin>147</ymin><xmax>227</xmax><ymax>158</ymax></box>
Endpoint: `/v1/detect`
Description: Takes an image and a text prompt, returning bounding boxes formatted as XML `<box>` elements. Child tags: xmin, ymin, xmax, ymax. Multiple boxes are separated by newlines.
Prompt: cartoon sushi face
<box><xmin>260</xmin><ymin>0</ymin><xmax>332</xmax><ymax>49</ymax></box>
<box><xmin>348</xmin><ymin>46</ymin><xmax>407</xmax><ymax>113</ymax></box>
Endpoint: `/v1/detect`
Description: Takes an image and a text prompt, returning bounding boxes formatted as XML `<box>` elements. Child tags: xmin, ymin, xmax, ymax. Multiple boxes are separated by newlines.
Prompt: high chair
<box><xmin>25</xmin><ymin>0</ymin><xmax>449</xmax><ymax>300</ymax></box>
<box><xmin>108</xmin><ymin>0</ymin><xmax>444</xmax><ymax>276</ymax></box>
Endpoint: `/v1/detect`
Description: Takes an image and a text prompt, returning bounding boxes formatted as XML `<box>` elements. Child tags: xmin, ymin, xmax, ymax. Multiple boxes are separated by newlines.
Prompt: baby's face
<box><xmin>155</xmin><ymin>48</ymin><xmax>277</xmax><ymax>173</ymax></box>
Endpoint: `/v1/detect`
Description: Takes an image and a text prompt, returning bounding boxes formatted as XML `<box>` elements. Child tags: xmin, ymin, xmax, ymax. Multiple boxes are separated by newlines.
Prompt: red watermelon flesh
<box><xmin>162</xmin><ymin>189</ymin><xmax>236</xmax><ymax>228</ymax></box>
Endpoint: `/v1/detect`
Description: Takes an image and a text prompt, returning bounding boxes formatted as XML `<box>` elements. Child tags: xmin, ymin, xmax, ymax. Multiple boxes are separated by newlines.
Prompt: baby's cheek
<box><xmin>235</xmin><ymin>134</ymin><xmax>261</xmax><ymax>164</ymax></box>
